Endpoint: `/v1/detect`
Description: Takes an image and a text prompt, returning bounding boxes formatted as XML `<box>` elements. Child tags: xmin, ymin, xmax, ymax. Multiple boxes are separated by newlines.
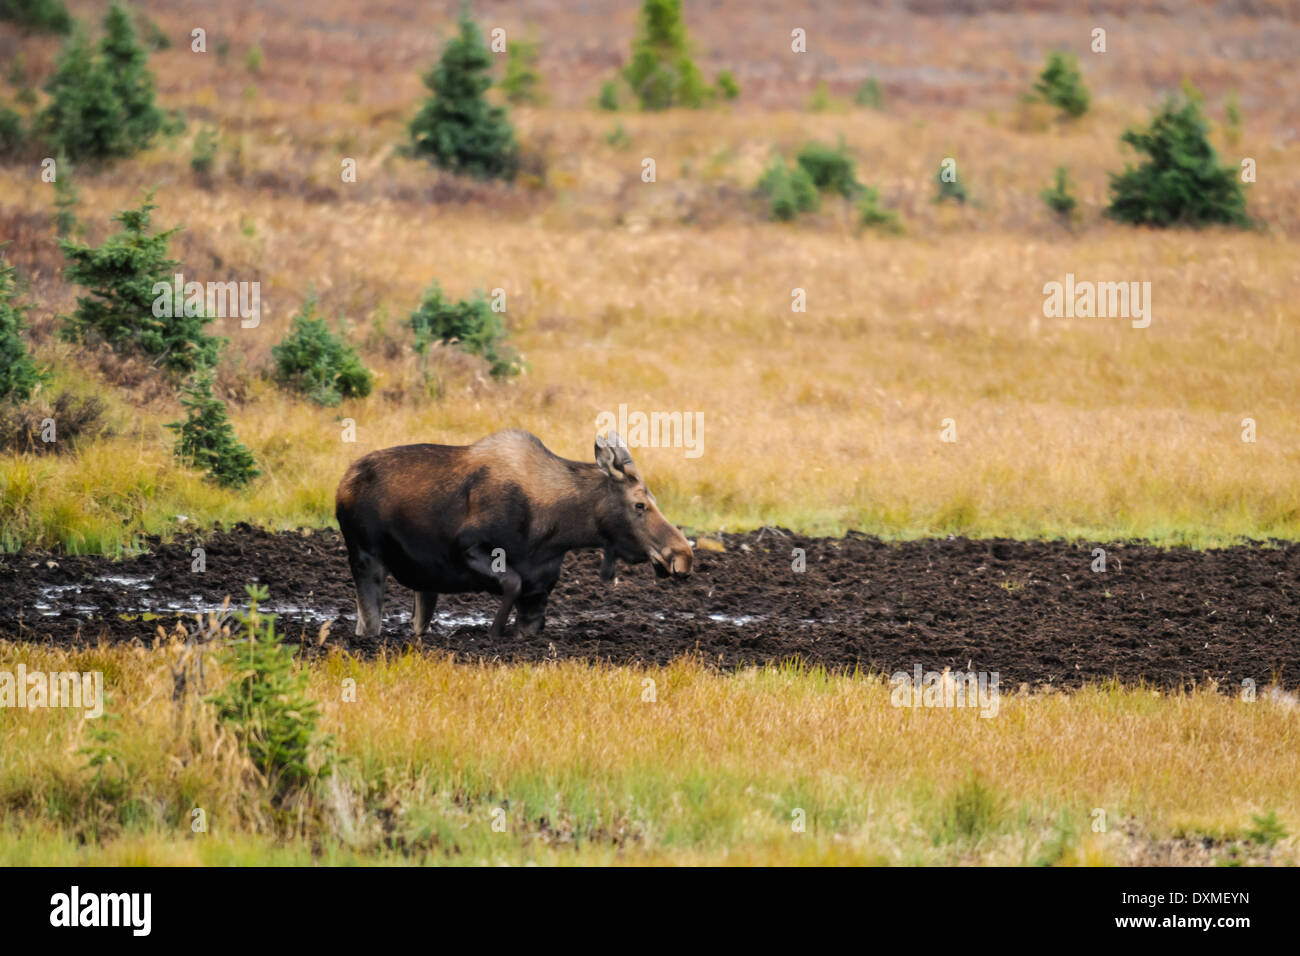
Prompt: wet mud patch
<box><xmin>1</xmin><ymin>525</ymin><xmax>1297</xmax><ymax>690</ymax></box>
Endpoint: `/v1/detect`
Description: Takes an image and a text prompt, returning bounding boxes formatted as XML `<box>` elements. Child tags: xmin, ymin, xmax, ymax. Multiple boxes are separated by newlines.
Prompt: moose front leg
<box><xmin>515</xmin><ymin>590</ymin><xmax>549</xmax><ymax>637</ymax></box>
<box><xmin>600</xmin><ymin>548</ymin><xmax>617</xmax><ymax>582</ymax></box>
<box><xmin>463</xmin><ymin>544</ymin><xmax>522</xmax><ymax>638</ymax></box>
<box><xmin>412</xmin><ymin>590</ymin><xmax>438</xmax><ymax>637</ymax></box>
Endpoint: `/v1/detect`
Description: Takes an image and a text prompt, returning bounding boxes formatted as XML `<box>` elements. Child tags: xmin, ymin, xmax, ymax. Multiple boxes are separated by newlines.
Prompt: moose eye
<box><xmin>635</xmin><ymin>501</ymin><xmax>647</xmax><ymax>512</ymax></box>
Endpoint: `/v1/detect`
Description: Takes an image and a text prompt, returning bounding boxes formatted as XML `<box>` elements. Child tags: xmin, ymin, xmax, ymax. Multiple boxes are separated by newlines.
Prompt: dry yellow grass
<box><xmin>3</xmin><ymin>4</ymin><xmax>1299</xmax><ymax>549</ymax></box>
<box><xmin>3</xmin><ymin>104</ymin><xmax>1299</xmax><ymax>548</ymax></box>
<box><xmin>1</xmin><ymin>640</ymin><xmax>1296</xmax><ymax>865</ymax></box>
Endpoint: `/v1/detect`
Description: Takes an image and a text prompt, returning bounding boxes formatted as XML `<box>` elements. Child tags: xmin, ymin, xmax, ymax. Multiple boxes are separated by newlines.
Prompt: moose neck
<box><xmin>551</xmin><ymin>462</ymin><xmax>616</xmax><ymax>552</ymax></box>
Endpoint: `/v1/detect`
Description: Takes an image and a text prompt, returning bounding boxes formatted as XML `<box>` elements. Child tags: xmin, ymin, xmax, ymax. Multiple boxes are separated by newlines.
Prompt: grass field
<box><xmin>2</xmin><ymin>1</ymin><xmax>1298</xmax><ymax>867</ymax></box>
<box><xmin>2</xmin><ymin>640</ymin><xmax>1296</xmax><ymax>865</ymax></box>
<box><xmin>2</xmin><ymin>2</ymin><xmax>1299</xmax><ymax>552</ymax></box>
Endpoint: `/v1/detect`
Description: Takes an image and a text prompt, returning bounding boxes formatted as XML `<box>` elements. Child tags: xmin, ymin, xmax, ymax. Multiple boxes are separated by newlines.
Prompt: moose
<box><xmin>334</xmin><ymin>429</ymin><xmax>694</xmax><ymax>641</ymax></box>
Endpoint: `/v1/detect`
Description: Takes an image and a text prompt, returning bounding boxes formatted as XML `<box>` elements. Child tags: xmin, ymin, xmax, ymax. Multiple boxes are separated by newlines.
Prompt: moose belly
<box><xmin>379</xmin><ymin>532</ymin><xmax>495</xmax><ymax>594</ymax></box>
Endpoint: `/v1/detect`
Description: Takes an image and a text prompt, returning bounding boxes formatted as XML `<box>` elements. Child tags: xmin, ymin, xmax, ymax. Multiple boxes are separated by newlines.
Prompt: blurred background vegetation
<box><xmin>0</xmin><ymin>0</ymin><xmax>1297</xmax><ymax>552</ymax></box>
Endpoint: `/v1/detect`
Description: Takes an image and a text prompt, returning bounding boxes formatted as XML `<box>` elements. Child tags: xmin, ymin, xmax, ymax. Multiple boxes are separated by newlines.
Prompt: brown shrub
<box><xmin>214</xmin><ymin>353</ymin><xmax>255</xmax><ymax>405</ymax></box>
<box><xmin>0</xmin><ymin>390</ymin><xmax>109</xmax><ymax>455</ymax></box>
<box><xmin>90</xmin><ymin>347</ymin><xmax>174</xmax><ymax>405</ymax></box>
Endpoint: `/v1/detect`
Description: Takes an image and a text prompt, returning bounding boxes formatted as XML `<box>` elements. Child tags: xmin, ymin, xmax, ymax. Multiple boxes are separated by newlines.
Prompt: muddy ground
<box><xmin>1</xmin><ymin>526</ymin><xmax>1297</xmax><ymax>690</ymax></box>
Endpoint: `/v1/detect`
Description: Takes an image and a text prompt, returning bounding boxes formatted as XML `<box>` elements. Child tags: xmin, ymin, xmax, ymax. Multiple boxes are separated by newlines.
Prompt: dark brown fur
<box><xmin>335</xmin><ymin>430</ymin><xmax>693</xmax><ymax>640</ymax></box>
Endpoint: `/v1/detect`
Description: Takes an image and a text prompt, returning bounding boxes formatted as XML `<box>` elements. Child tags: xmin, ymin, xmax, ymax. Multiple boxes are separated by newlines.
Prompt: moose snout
<box><xmin>649</xmin><ymin>544</ymin><xmax>691</xmax><ymax>579</ymax></box>
<box><xmin>670</xmin><ymin>549</ymin><xmax>693</xmax><ymax>577</ymax></box>
<box><xmin>656</xmin><ymin>543</ymin><xmax>692</xmax><ymax>578</ymax></box>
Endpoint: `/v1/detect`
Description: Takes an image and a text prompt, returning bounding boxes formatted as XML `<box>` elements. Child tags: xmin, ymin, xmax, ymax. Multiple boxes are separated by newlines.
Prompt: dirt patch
<box><xmin>1</xmin><ymin>526</ymin><xmax>1297</xmax><ymax>690</ymax></box>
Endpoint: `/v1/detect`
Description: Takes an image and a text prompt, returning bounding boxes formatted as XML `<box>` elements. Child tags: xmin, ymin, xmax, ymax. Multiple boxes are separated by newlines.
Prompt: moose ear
<box><xmin>595</xmin><ymin>430</ymin><xmax>634</xmax><ymax>480</ymax></box>
<box><xmin>594</xmin><ymin>431</ymin><xmax>621</xmax><ymax>479</ymax></box>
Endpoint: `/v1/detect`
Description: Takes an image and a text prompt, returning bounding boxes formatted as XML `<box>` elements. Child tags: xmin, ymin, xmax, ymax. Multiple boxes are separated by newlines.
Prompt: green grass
<box><xmin>0</xmin><ymin>644</ymin><xmax>1296</xmax><ymax>865</ymax></box>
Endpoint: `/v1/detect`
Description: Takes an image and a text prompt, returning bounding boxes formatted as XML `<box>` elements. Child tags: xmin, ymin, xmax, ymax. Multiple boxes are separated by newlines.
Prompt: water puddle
<box><xmin>32</xmin><ymin>574</ymin><xmax>762</xmax><ymax>631</ymax></box>
<box><xmin>32</xmin><ymin>575</ymin><xmax>494</xmax><ymax>629</ymax></box>
<box><xmin>708</xmin><ymin>613</ymin><xmax>760</xmax><ymax>626</ymax></box>
<box><xmin>96</xmin><ymin>575</ymin><xmax>154</xmax><ymax>589</ymax></box>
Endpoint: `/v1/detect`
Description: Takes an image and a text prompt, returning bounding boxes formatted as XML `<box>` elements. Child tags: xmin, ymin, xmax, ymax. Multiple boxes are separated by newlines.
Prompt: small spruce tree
<box><xmin>271</xmin><ymin>298</ymin><xmax>373</xmax><ymax>406</ymax></box>
<box><xmin>605</xmin><ymin>122</ymin><xmax>631</xmax><ymax>149</ymax></box>
<box><xmin>60</xmin><ymin>196</ymin><xmax>223</xmax><ymax>374</ymax></box>
<box><xmin>166</xmin><ymin>370</ymin><xmax>259</xmax><ymax>488</ymax></box>
<box><xmin>6</xmin><ymin>53</ymin><xmax>36</xmax><ymax>105</ymax></box>
<box><xmin>191</xmin><ymin>126</ymin><xmax>218</xmax><ymax>177</ymax></box>
<box><xmin>139</xmin><ymin>14</ymin><xmax>169</xmax><ymax>51</ymax></box>
<box><xmin>623</xmin><ymin>0</ymin><xmax>710</xmax><ymax>110</ymax></box>
<box><xmin>715</xmin><ymin>69</ymin><xmax>739</xmax><ymax>101</ymax></box>
<box><xmin>857</xmin><ymin>187</ymin><xmax>901</xmax><ymax>234</ymax></box>
<box><xmin>500</xmin><ymin>37</ymin><xmax>545</xmax><ymax>106</ymax></box>
<box><xmin>1105</xmin><ymin>96</ymin><xmax>1251</xmax><ymax>228</ymax></box>
<box><xmin>51</xmin><ymin>150</ymin><xmax>81</xmax><ymax>237</ymax></box>
<box><xmin>99</xmin><ymin>3</ymin><xmax>169</xmax><ymax>148</ymax></box>
<box><xmin>934</xmin><ymin>159</ymin><xmax>968</xmax><ymax>204</ymax></box>
<box><xmin>1040</xmin><ymin>165</ymin><xmax>1078</xmax><ymax>223</ymax></box>
<box><xmin>0</xmin><ymin>246</ymin><xmax>45</xmax><ymax>402</ymax></box>
<box><xmin>409</xmin><ymin>4</ymin><xmax>518</xmax><ymax>180</ymax></box>
<box><xmin>806</xmin><ymin>81</ymin><xmax>833</xmax><ymax>113</ymax></box>
<box><xmin>597</xmin><ymin>80</ymin><xmax>621</xmax><ymax>112</ymax></box>
<box><xmin>209</xmin><ymin>585</ymin><xmax>331</xmax><ymax>797</ymax></box>
<box><xmin>854</xmin><ymin>78</ymin><xmax>884</xmax><ymax>109</ymax></box>
<box><xmin>0</xmin><ymin>0</ymin><xmax>73</xmax><ymax>34</ymax></box>
<box><xmin>796</xmin><ymin>141</ymin><xmax>862</xmax><ymax>198</ymax></box>
<box><xmin>410</xmin><ymin>282</ymin><xmax>522</xmax><ymax>379</ymax></box>
<box><xmin>757</xmin><ymin>156</ymin><xmax>818</xmax><ymax>221</ymax></box>
<box><xmin>0</xmin><ymin>102</ymin><xmax>23</xmax><ymax>158</ymax></box>
<box><xmin>1223</xmin><ymin>92</ymin><xmax>1243</xmax><ymax>148</ymax></box>
<box><xmin>39</xmin><ymin>3</ymin><xmax>176</xmax><ymax>162</ymax></box>
<box><xmin>40</xmin><ymin>27</ymin><xmax>128</xmax><ymax>162</ymax></box>
<box><xmin>1033</xmin><ymin>51</ymin><xmax>1089</xmax><ymax>118</ymax></box>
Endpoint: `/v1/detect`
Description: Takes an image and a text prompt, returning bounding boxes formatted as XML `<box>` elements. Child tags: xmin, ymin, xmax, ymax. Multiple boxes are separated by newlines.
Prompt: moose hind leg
<box><xmin>348</xmin><ymin>548</ymin><xmax>386</xmax><ymax>639</ymax></box>
<box><xmin>413</xmin><ymin>590</ymin><xmax>438</xmax><ymax>636</ymax></box>
<box><xmin>462</xmin><ymin>542</ymin><xmax>522</xmax><ymax>638</ymax></box>
<box><xmin>489</xmin><ymin>571</ymin><xmax>522</xmax><ymax>638</ymax></box>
